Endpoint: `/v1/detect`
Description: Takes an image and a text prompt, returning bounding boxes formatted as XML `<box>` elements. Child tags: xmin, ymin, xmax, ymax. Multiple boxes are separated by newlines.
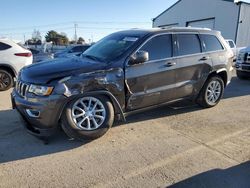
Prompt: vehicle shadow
<box><xmin>168</xmin><ymin>161</ymin><xmax>250</xmax><ymax>188</ymax></box>
<box><xmin>0</xmin><ymin>76</ymin><xmax>249</xmax><ymax>164</ymax></box>
<box><xmin>224</xmin><ymin>77</ymin><xmax>250</xmax><ymax>99</ymax></box>
<box><xmin>0</xmin><ymin>110</ymin><xmax>84</xmax><ymax>163</ymax></box>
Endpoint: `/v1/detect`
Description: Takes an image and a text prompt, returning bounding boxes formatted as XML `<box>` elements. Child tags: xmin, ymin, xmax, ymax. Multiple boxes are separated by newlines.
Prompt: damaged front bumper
<box><xmin>11</xmin><ymin>90</ymin><xmax>67</xmax><ymax>137</ymax></box>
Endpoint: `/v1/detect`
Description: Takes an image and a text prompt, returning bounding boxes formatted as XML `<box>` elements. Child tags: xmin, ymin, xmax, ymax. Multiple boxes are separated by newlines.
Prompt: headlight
<box><xmin>237</xmin><ymin>53</ymin><xmax>244</xmax><ymax>62</ymax></box>
<box><xmin>29</xmin><ymin>84</ymin><xmax>54</xmax><ymax>96</ymax></box>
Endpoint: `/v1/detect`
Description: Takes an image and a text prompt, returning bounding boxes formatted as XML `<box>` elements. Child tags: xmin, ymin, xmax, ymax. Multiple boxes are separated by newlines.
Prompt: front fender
<box><xmin>55</xmin><ymin>68</ymin><xmax>126</xmax><ymax>121</ymax></box>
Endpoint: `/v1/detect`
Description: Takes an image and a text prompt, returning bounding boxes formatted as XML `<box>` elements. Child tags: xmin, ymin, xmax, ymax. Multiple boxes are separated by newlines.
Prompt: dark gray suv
<box><xmin>11</xmin><ymin>28</ymin><xmax>234</xmax><ymax>141</ymax></box>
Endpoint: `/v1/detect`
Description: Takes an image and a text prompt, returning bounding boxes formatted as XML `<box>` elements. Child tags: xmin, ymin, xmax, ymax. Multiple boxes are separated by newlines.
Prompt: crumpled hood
<box><xmin>20</xmin><ymin>57</ymin><xmax>106</xmax><ymax>84</ymax></box>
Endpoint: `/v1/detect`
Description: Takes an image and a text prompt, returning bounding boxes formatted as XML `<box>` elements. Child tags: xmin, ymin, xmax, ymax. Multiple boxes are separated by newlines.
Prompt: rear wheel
<box><xmin>197</xmin><ymin>76</ymin><xmax>224</xmax><ymax>108</ymax></box>
<box><xmin>62</xmin><ymin>95</ymin><xmax>114</xmax><ymax>141</ymax></box>
<box><xmin>0</xmin><ymin>69</ymin><xmax>14</xmax><ymax>91</ymax></box>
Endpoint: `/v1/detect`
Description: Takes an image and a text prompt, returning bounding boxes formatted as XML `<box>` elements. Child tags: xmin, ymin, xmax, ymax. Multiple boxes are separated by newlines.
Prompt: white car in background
<box><xmin>226</xmin><ymin>39</ymin><xmax>237</xmax><ymax>62</ymax></box>
<box><xmin>0</xmin><ymin>38</ymin><xmax>33</xmax><ymax>91</ymax></box>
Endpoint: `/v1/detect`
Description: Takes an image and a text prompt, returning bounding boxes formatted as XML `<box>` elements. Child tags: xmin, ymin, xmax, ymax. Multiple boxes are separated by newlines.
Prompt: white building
<box><xmin>153</xmin><ymin>0</ymin><xmax>250</xmax><ymax>47</ymax></box>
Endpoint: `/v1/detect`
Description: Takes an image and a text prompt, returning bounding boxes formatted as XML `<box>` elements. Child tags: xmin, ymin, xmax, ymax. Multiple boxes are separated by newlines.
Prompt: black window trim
<box><xmin>129</xmin><ymin>33</ymin><xmax>174</xmax><ymax>65</ymax></box>
<box><xmin>127</xmin><ymin>32</ymin><xmax>226</xmax><ymax>66</ymax></box>
<box><xmin>172</xmin><ymin>32</ymin><xmax>226</xmax><ymax>58</ymax></box>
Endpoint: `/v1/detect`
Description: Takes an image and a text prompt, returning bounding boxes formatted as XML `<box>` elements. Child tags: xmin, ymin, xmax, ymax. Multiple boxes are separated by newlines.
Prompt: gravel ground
<box><xmin>0</xmin><ymin>76</ymin><xmax>250</xmax><ymax>188</ymax></box>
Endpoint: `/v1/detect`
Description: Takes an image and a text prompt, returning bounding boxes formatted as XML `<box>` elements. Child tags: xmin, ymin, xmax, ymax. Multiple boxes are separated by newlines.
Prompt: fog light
<box><xmin>26</xmin><ymin>109</ymin><xmax>40</xmax><ymax>118</ymax></box>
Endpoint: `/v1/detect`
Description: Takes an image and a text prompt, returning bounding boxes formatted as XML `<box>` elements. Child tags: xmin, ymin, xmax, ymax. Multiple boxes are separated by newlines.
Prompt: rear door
<box><xmin>125</xmin><ymin>33</ymin><xmax>176</xmax><ymax>110</ymax></box>
<box><xmin>174</xmin><ymin>33</ymin><xmax>213</xmax><ymax>99</ymax></box>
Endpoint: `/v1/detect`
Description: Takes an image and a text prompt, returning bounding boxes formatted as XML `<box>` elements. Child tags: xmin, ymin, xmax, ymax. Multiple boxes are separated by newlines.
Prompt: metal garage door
<box><xmin>187</xmin><ymin>18</ymin><xmax>215</xmax><ymax>29</ymax></box>
<box><xmin>159</xmin><ymin>23</ymin><xmax>179</xmax><ymax>28</ymax></box>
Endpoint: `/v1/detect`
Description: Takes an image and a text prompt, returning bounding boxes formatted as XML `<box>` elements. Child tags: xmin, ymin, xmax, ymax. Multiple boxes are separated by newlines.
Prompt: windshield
<box><xmin>83</xmin><ymin>33</ymin><xmax>140</xmax><ymax>62</ymax></box>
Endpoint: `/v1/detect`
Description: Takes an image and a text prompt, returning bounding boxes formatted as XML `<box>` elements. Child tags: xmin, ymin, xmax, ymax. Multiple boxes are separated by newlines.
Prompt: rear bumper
<box><xmin>11</xmin><ymin>90</ymin><xmax>67</xmax><ymax>137</ymax></box>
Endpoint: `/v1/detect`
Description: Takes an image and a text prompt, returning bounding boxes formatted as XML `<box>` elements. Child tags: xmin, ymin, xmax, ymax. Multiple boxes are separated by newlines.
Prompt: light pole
<box><xmin>74</xmin><ymin>23</ymin><xmax>78</xmax><ymax>44</ymax></box>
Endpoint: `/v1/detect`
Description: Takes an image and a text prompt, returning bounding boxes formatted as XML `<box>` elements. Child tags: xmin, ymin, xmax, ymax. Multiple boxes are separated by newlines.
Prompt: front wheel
<box><xmin>62</xmin><ymin>95</ymin><xmax>114</xmax><ymax>141</ymax></box>
<box><xmin>197</xmin><ymin>76</ymin><xmax>225</xmax><ymax>108</ymax></box>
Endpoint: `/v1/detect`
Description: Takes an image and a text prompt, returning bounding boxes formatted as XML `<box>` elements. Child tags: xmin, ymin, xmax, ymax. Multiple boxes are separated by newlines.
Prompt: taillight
<box><xmin>14</xmin><ymin>53</ymin><xmax>32</xmax><ymax>57</ymax></box>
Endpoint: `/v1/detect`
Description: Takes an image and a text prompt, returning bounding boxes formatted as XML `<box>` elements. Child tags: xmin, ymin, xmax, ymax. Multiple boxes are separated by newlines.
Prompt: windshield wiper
<box><xmin>82</xmin><ymin>54</ymin><xmax>104</xmax><ymax>62</ymax></box>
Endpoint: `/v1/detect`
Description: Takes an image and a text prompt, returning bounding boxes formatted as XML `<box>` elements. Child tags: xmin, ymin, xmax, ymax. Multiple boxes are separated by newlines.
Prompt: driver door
<box><xmin>125</xmin><ymin>34</ymin><xmax>176</xmax><ymax>111</ymax></box>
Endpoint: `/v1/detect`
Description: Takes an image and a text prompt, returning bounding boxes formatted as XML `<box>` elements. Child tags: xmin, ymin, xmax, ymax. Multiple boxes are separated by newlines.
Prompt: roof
<box><xmin>114</xmin><ymin>27</ymin><xmax>219</xmax><ymax>36</ymax></box>
<box><xmin>153</xmin><ymin>0</ymin><xmax>250</xmax><ymax>21</ymax></box>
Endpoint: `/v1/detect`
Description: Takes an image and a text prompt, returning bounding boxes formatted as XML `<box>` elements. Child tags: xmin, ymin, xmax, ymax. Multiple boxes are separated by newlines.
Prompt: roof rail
<box><xmin>160</xmin><ymin>26</ymin><xmax>212</xmax><ymax>31</ymax></box>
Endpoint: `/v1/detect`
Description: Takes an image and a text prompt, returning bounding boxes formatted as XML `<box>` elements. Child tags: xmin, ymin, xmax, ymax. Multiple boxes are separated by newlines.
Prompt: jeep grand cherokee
<box><xmin>11</xmin><ymin>28</ymin><xmax>234</xmax><ymax>140</ymax></box>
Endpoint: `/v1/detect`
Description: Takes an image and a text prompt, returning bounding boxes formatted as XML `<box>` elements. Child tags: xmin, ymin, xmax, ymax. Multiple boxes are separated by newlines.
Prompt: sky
<box><xmin>0</xmin><ymin>0</ymin><xmax>177</xmax><ymax>43</ymax></box>
<box><xmin>1</xmin><ymin>0</ymin><xmax>250</xmax><ymax>43</ymax></box>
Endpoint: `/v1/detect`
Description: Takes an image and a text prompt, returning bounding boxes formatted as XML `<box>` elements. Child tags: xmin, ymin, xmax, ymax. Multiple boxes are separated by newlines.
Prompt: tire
<box><xmin>236</xmin><ymin>70</ymin><xmax>248</xmax><ymax>80</ymax></box>
<box><xmin>62</xmin><ymin>95</ymin><xmax>114</xmax><ymax>141</ymax></box>
<box><xmin>0</xmin><ymin>69</ymin><xmax>14</xmax><ymax>91</ymax></box>
<box><xmin>197</xmin><ymin>76</ymin><xmax>225</xmax><ymax>108</ymax></box>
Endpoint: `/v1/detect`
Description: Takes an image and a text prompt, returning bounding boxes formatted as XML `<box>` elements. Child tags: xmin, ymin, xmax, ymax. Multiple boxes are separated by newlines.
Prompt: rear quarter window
<box><xmin>0</xmin><ymin>42</ymin><xmax>12</xmax><ymax>51</ymax></box>
<box><xmin>200</xmin><ymin>34</ymin><xmax>224</xmax><ymax>52</ymax></box>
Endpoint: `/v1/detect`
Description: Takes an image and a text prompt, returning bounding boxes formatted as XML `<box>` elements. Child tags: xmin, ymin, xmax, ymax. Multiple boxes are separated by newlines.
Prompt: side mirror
<box><xmin>129</xmin><ymin>51</ymin><xmax>149</xmax><ymax>65</ymax></box>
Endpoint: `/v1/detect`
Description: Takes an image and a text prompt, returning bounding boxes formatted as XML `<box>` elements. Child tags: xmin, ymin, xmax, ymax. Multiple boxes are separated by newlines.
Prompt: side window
<box><xmin>200</xmin><ymin>34</ymin><xmax>224</xmax><ymax>52</ymax></box>
<box><xmin>228</xmin><ymin>41</ymin><xmax>235</xmax><ymax>49</ymax></box>
<box><xmin>140</xmin><ymin>34</ymin><xmax>172</xmax><ymax>61</ymax></box>
<box><xmin>177</xmin><ymin>34</ymin><xmax>201</xmax><ymax>56</ymax></box>
<box><xmin>0</xmin><ymin>42</ymin><xmax>11</xmax><ymax>51</ymax></box>
<box><xmin>82</xmin><ymin>46</ymin><xmax>90</xmax><ymax>52</ymax></box>
<box><xmin>71</xmin><ymin>46</ymin><xmax>82</xmax><ymax>53</ymax></box>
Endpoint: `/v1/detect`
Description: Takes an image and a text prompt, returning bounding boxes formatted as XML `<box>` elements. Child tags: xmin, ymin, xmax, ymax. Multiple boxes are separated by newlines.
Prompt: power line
<box><xmin>1</xmin><ymin>21</ymin><xmax>151</xmax><ymax>31</ymax></box>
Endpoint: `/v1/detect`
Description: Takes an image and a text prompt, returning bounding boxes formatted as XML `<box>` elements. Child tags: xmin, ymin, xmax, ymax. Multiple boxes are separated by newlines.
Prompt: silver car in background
<box><xmin>54</xmin><ymin>45</ymin><xmax>90</xmax><ymax>58</ymax></box>
<box><xmin>235</xmin><ymin>46</ymin><xmax>250</xmax><ymax>79</ymax></box>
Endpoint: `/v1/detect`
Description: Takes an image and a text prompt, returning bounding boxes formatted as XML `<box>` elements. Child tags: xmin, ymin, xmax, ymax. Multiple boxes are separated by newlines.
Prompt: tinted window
<box><xmin>71</xmin><ymin>46</ymin><xmax>83</xmax><ymax>53</ymax></box>
<box><xmin>0</xmin><ymin>42</ymin><xmax>11</xmax><ymax>51</ymax></box>
<box><xmin>83</xmin><ymin>34</ymin><xmax>140</xmax><ymax>62</ymax></box>
<box><xmin>29</xmin><ymin>48</ymin><xmax>39</xmax><ymax>54</ymax></box>
<box><xmin>177</xmin><ymin>34</ymin><xmax>201</xmax><ymax>56</ymax></box>
<box><xmin>140</xmin><ymin>34</ymin><xmax>172</xmax><ymax>61</ymax></box>
<box><xmin>200</xmin><ymin>34</ymin><xmax>224</xmax><ymax>52</ymax></box>
<box><xmin>228</xmin><ymin>41</ymin><xmax>235</xmax><ymax>48</ymax></box>
<box><xmin>81</xmin><ymin>46</ymin><xmax>90</xmax><ymax>52</ymax></box>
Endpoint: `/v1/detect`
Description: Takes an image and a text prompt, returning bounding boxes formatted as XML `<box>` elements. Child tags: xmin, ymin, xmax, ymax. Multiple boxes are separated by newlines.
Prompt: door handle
<box><xmin>199</xmin><ymin>56</ymin><xmax>210</xmax><ymax>61</ymax></box>
<box><xmin>164</xmin><ymin>62</ymin><xmax>176</xmax><ymax>67</ymax></box>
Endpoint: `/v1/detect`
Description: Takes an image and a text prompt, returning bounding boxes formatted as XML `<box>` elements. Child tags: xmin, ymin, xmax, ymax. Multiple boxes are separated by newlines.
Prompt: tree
<box><xmin>25</xmin><ymin>29</ymin><xmax>42</xmax><ymax>46</ymax></box>
<box><xmin>45</xmin><ymin>30</ymin><xmax>69</xmax><ymax>45</ymax></box>
<box><xmin>32</xmin><ymin>29</ymin><xmax>42</xmax><ymax>41</ymax></box>
<box><xmin>77</xmin><ymin>37</ymin><xmax>85</xmax><ymax>44</ymax></box>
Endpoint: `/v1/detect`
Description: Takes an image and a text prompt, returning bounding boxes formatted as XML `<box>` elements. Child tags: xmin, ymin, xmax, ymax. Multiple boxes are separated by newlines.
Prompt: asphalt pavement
<box><xmin>0</xmin><ymin>76</ymin><xmax>250</xmax><ymax>188</ymax></box>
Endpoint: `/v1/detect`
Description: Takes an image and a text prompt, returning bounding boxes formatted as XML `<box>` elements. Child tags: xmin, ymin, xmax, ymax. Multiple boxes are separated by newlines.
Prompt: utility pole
<box><xmin>74</xmin><ymin>23</ymin><xmax>78</xmax><ymax>44</ymax></box>
<box><xmin>23</xmin><ymin>34</ymin><xmax>26</xmax><ymax>45</ymax></box>
<box><xmin>91</xmin><ymin>35</ymin><xmax>94</xmax><ymax>44</ymax></box>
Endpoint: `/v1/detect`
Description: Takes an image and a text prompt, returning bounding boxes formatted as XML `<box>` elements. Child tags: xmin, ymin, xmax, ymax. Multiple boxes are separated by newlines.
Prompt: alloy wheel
<box><xmin>206</xmin><ymin>80</ymin><xmax>222</xmax><ymax>105</ymax></box>
<box><xmin>71</xmin><ymin>97</ymin><xmax>106</xmax><ymax>131</ymax></box>
<box><xmin>0</xmin><ymin>72</ymin><xmax>11</xmax><ymax>90</ymax></box>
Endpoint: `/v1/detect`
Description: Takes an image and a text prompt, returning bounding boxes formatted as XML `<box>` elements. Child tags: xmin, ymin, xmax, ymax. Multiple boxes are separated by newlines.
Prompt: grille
<box><xmin>16</xmin><ymin>81</ymin><xmax>30</xmax><ymax>98</ymax></box>
<box><xmin>246</xmin><ymin>53</ymin><xmax>250</xmax><ymax>63</ymax></box>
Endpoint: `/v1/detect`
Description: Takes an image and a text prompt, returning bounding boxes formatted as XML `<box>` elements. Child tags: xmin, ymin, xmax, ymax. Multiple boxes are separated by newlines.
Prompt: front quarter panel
<box><xmin>55</xmin><ymin>68</ymin><xmax>126</xmax><ymax>111</ymax></box>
